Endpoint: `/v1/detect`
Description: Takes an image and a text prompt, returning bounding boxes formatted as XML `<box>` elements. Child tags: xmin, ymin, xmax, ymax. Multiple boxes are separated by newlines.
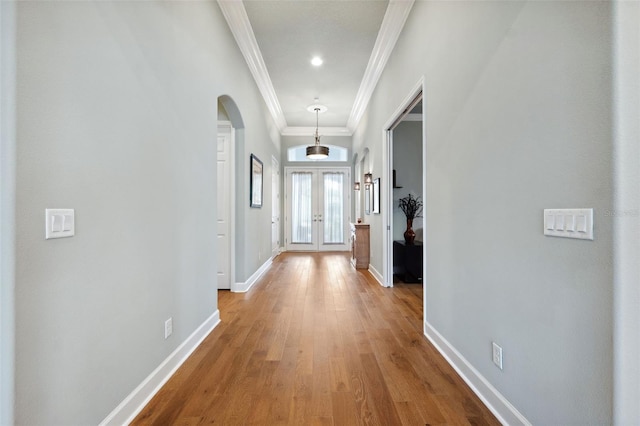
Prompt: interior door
<box><xmin>272</xmin><ymin>156</ymin><xmax>280</xmax><ymax>256</ymax></box>
<box><xmin>285</xmin><ymin>167</ymin><xmax>350</xmax><ymax>251</ymax></box>
<box><xmin>216</xmin><ymin>122</ymin><xmax>233</xmax><ymax>289</ymax></box>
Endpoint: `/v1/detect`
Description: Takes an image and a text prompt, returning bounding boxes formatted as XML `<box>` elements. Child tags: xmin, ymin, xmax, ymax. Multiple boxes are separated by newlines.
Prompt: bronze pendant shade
<box><xmin>306</xmin><ymin>107</ymin><xmax>329</xmax><ymax>160</ymax></box>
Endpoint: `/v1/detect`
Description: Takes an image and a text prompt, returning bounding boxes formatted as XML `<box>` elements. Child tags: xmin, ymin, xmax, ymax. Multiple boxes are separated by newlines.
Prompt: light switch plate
<box><xmin>544</xmin><ymin>208</ymin><xmax>593</xmax><ymax>240</ymax></box>
<box><xmin>45</xmin><ymin>209</ymin><xmax>75</xmax><ymax>239</ymax></box>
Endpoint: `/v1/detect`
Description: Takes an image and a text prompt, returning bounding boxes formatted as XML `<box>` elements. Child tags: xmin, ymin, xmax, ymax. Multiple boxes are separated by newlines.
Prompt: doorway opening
<box><xmin>217</xmin><ymin>95</ymin><xmax>244</xmax><ymax>292</ymax></box>
<box><xmin>382</xmin><ymin>79</ymin><xmax>424</xmax><ymax>313</ymax></box>
<box><xmin>391</xmin><ymin>100</ymin><xmax>423</xmax><ymax>285</ymax></box>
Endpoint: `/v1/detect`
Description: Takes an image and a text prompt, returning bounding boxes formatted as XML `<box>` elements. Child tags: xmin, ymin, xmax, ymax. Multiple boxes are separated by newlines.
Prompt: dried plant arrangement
<box><xmin>398</xmin><ymin>194</ymin><xmax>423</xmax><ymax>220</ymax></box>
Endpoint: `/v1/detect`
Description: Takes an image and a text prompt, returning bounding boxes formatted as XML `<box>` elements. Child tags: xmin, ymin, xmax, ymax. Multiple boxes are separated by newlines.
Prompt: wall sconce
<box><xmin>354</xmin><ymin>182</ymin><xmax>361</xmax><ymax>191</ymax></box>
<box><xmin>364</xmin><ymin>173</ymin><xmax>373</xmax><ymax>187</ymax></box>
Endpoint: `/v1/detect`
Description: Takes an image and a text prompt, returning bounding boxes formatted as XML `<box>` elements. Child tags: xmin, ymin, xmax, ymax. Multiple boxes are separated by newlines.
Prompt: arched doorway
<box><xmin>217</xmin><ymin>95</ymin><xmax>244</xmax><ymax>291</ymax></box>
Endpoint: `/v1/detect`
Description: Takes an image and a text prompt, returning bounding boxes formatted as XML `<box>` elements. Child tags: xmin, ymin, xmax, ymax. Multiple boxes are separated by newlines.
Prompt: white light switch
<box><xmin>62</xmin><ymin>214</ymin><xmax>74</xmax><ymax>232</ymax></box>
<box><xmin>545</xmin><ymin>213</ymin><xmax>555</xmax><ymax>230</ymax></box>
<box><xmin>51</xmin><ymin>215</ymin><xmax>63</xmax><ymax>232</ymax></box>
<box><xmin>45</xmin><ymin>209</ymin><xmax>75</xmax><ymax>239</ymax></box>
<box><xmin>565</xmin><ymin>215</ymin><xmax>575</xmax><ymax>232</ymax></box>
<box><xmin>543</xmin><ymin>208</ymin><xmax>593</xmax><ymax>240</ymax></box>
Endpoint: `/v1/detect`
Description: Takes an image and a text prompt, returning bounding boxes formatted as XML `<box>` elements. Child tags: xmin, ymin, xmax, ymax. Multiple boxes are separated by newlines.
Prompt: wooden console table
<box><xmin>350</xmin><ymin>223</ymin><xmax>370</xmax><ymax>269</ymax></box>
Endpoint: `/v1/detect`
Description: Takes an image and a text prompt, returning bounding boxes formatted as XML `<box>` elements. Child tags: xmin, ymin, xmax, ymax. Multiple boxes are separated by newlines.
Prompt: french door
<box><xmin>285</xmin><ymin>167</ymin><xmax>351</xmax><ymax>251</ymax></box>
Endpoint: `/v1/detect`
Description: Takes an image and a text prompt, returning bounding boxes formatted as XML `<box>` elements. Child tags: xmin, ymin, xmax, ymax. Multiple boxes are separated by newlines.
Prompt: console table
<box><xmin>350</xmin><ymin>223</ymin><xmax>370</xmax><ymax>269</ymax></box>
<box><xmin>393</xmin><ymin>240</ymin><xmax>423</xmax><ymax>283</ymax></box>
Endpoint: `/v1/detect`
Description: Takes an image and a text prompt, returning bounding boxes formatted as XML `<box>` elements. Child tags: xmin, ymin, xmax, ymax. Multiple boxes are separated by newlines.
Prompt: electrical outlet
<box><xmin>492</xmin><ymin>342</ymin><xmax>503</xmax><ymax>370</ymax></box>
<box><xmin>164</xmin><ymin>317</ymin><xmax>173</xmax><ymax>339</ymax></box>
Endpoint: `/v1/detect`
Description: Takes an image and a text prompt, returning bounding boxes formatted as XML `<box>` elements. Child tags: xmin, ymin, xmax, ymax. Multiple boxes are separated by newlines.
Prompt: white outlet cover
<box><xmin>164</xmin><ymin>318</ymin><xmax>173</xmax><ymax>339</ymax></box>
<box><xmin>492</xmin><ymin>342</ymin><xmax>503</xmax><ymax>370</ymax></box>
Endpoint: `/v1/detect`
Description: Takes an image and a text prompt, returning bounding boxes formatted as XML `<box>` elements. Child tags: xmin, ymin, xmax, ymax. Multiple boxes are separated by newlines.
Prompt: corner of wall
<box><xmin>613</xmin><ymin>1</ymin><xmax>640</xmax><ymax>423</ymax></box>
<box><xmin>0</xmin><ymin>0</ymin><xmax>17</xmax><ymax>423</ymax></box>
<box><xmin>231</xmin><ymin>257</ymin><xmax>273</xmax><ymax>293</ymax></box>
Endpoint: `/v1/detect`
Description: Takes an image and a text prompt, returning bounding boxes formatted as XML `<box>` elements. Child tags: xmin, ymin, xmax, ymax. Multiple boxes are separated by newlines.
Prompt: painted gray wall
<box><xmin>354</xmin><ymin>1</ymin><xmax>614</xmax><ymax>423</ymax></box>
<box><xmin>14</xmin><ymin>1</ymin><xmax>278</xmax><ymax>423</ymax></box>
<box><xmin>392</xmin><ymin>121</ymin><xmax>422</xmax><ymax>241</ymax></box>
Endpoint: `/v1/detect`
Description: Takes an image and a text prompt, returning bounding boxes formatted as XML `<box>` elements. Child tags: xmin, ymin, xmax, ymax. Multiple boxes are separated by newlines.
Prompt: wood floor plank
<box><xmin>131</xmin><ymin>252</ymin><xmax>499</xmax><ymax>426</ymax></box>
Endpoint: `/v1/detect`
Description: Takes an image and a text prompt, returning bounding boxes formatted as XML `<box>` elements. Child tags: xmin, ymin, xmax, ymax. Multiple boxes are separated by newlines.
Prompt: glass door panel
<box><xmin>322</xmin><ymin>172</ymin><xmax>344</xmax><ymax>245</ymax></box>
<box><xmin>290</xmin><ymin>172</ymin><xmax>313</xmax><ymax>244</ymax></box>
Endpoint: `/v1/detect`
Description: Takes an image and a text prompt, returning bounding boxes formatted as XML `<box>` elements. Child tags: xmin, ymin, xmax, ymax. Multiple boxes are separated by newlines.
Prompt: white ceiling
<box><xmin>218</xmin><ymin>0</ymin><xmax>414</xmax><ymax>136</ymax></box>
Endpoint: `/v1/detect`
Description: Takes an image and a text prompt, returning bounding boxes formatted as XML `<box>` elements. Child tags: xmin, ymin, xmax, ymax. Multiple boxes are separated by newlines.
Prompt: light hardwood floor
<box><xmin>132</xmin><ymin>252</ymin><xmax>499</xmax><ymax>425</ymax></box>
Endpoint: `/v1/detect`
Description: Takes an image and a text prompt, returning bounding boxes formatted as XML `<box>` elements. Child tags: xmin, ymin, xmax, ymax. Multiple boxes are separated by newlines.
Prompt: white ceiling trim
<box><xmin>282</xmin><ymin>127</ymin><xmax>353</xmax><ymax>137</ymax></box>
<box><xmin>346</xmin><ymin>0</ymin><xmax>415</xmax><ymax>132</ymax></box>
<box><xmin>217</xmin><ymin>0</ymin><xmax>288</xmax><ymax>132</ymax></box>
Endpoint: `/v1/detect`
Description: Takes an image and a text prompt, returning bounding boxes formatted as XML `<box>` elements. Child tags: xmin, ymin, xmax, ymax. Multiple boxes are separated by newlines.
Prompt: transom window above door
<box><xmin>287</xmin><ymin>145</ymin><xmax>348</xmax><ymax>162</ymax></box>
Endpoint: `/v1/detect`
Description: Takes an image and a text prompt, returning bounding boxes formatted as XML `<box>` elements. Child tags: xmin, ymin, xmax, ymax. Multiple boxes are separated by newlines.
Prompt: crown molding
<box><xmin>282</xmin><ymin>127</ymin><xmax>353</xmax><ymax>137</ymax></box>
<box><xmin>347</xmin><ymin>0</ymin><xmax>415</xmax><ymax>132</ymax></box>
<box><xmin>217</xmin><ymin>0</ymin><xmax>288</xmax><ymax>132</ymax></box>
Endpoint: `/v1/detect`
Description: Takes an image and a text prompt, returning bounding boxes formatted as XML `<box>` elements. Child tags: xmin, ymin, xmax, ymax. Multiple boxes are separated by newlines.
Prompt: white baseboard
<box><xmin>100</xmin><ymin>310</ymin><xmax>221</xmax><ymax>426</ymax></box>
<box><xmin>368</xmin><ymin>264</ymin><xmax>385</xmax><ymax>286</ymax></box>
<box><xmin>231</xmin><ymin>257</ymin><xmax>273</xmax><ymax>293</ymax></box>
<box><xmin>424</xmin><ymin>321</ymin><xmax>531</xmax><ymax>426</ymax></box>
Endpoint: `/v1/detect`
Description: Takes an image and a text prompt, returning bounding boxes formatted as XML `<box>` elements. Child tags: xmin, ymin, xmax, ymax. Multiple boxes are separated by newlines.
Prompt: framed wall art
<box><xmin>365</xmin><ymin>185</ymin><xmax>371</xmax><ymax>215</ymax></box>
<box><xmin>372</xmin><ymin>178</ymin><xmax>380</xmax><ymax>214</ymax></box>
<box><xmin>250</xmin><ymin>154</ymin><xmax>263</xmax><ymax>208</ymax></box>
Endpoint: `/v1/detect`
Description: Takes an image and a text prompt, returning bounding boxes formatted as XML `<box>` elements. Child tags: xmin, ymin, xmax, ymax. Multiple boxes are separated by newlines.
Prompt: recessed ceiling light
<box><xmin>311</xmin><ymin>56</ymin><xmax>323</xmax><ymax>67</ymax></box>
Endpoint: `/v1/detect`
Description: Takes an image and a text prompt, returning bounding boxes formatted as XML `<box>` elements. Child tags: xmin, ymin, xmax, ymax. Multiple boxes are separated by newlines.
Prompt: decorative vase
<box><xmin>404</xmin><ymin>218</ymin><xmax>416</xmax><ymax>245</ymax></box>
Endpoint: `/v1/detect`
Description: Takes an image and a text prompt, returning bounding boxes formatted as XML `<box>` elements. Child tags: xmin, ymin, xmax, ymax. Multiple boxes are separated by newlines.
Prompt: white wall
<box><xmin>354</xmin><ymin>1</ymin><xmax>615</xmax><ymax>423</ymax></box>
<box><xmin>14</xmin><ymin>1</ymin><xmax>278</xmax><ymax>423</ymax></box>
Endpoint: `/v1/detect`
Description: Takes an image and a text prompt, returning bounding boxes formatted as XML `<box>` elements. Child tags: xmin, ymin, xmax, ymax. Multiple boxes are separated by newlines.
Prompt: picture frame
<box><xmin>372</xmin><ymin>178</ymin><xmax>380</xmax><ymax>214</ymax></box>
<box><xmin>250</xmin><ymin>154</ymin><xmax>263</xmax><ymax>208</ymax></box>
<box><xmin>365</xmin><ymin>186</ymin><xmax>371</xmax><ymax>215</ymax></box>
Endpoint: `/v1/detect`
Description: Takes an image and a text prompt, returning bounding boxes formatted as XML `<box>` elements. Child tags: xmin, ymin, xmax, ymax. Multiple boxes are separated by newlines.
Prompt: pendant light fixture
<box><xmin>364</xmin><ymin>172</ymin><xmax>373</xmax><ymax>186</ymax></box>
<box><xmin>306</xmin><ymin>107</ymin><xmax>329</xmax><ymax>160</ymax></box>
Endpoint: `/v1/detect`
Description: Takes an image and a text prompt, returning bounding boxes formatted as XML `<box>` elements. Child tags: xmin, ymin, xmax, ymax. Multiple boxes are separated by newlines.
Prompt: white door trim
<box><xmin>271</xmin><ymin>155</ymin><xmax>281</xmax><ymax>257</ymax></box>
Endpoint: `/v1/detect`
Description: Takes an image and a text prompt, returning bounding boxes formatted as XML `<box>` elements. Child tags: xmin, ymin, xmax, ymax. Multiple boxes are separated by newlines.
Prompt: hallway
<box><xmin>132</xmin><ymin>252</ymin><xmax>498</xmax><ymax>425</ymax></box>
